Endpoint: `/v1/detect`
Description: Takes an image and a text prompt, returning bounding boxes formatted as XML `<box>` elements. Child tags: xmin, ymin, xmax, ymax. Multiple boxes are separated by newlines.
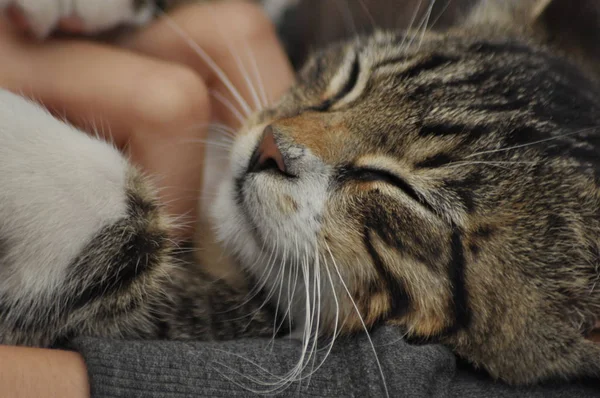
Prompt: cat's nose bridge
<box><xmin>271</xmin><ymin>113</ymin><xmax>349</xmax><ymax>164</ymax></box>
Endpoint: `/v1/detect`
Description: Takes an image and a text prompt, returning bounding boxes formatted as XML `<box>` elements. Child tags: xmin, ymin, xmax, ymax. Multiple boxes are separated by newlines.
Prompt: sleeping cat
<box><xmin>1</xmin><ymin>0</ymin><xmax>600</xmax><ymax>387</ymax></box>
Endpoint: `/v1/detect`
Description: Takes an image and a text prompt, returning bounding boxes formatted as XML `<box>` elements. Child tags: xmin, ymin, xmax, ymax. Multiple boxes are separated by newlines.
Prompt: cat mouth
<box><xmin>232</xmin><ymin>174</ymin><xmax>268</xmax><ymax>249</ymax></box>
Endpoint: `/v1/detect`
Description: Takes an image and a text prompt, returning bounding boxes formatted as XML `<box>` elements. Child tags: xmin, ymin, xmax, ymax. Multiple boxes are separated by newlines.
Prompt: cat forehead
<box><xmin>267</xmin><ymin>27</ymin><xmax>600</xmax><ymax>171</ymax></box>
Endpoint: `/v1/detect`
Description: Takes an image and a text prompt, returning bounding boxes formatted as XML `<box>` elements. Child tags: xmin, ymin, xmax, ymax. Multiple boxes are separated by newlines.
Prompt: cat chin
<box><xmin>210</xmin><ymin>168</ymin><xmax>348</xmax><ymax>340</ymax></box>
<box><xmin>210</xmin><ymin>121</ymin><xmax>343</xmax><ymax>337</ymax></box>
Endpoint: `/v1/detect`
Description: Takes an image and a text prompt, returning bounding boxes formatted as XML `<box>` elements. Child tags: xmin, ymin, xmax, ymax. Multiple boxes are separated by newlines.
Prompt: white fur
<box><xmin>0</xmin><ymin>0</ymin><xmax>154</xmax><ymax>37</ymax></box>
<box><xmin>0</xmin><ymin>89</ymin><xmax>129</xmax><ymax>304</ymax></box>
<box><xmin>212</xmin><ymin>124</ymin><xmax>332</xmax><ymax>327</ymax></box>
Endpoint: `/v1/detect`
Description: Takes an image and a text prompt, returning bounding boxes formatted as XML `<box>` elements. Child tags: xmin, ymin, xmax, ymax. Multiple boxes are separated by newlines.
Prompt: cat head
<box><xmin>212</xmin><ymin>0</ymin><xmax>600</xmax><ymax>383</ymax></box>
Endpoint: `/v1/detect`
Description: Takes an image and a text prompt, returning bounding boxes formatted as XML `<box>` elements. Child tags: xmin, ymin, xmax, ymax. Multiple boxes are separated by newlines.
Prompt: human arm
<box><xmin>0</xmin><ymin>0</ymin><xmax>293</xmax><ymax>239</ymax></box>
<box><xmin>0</xmin><ymin>1</ymin><xmax>293</xmax><ymax>397</ymax></box>
<box><xmin>0</xmin><ymin>345</ymin><xmax>89</xmax><ymax>398</ymax></box>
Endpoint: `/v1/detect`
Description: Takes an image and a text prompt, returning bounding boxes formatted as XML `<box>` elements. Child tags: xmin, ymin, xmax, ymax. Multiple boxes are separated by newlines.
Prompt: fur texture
<box><xmin>0</xmin><ymin>0</ymin><xmax>599</xmax><ymax>387</ymax></box>
<box><xmin>212</xmin><ymin>0</ymin><xmax>600</xmax><ymax>385</ymax></box>
<box><xmin>0</xmin><ymin>90</ymin><xmax>276</xmax><ymax>346</ymax></box>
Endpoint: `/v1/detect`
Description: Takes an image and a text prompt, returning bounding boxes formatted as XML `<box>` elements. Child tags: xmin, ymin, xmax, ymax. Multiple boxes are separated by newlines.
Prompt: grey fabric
<box><xmin>73</xmin><ymin>327</ymin><xmax>599</xmax><ymax>397</ymax></box>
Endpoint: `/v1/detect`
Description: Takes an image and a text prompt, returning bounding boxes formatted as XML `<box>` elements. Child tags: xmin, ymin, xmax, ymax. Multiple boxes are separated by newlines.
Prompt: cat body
<box><xmin>0</xmin><ymin>0</ymin><xmax>599</xmax><ymax>387</ymax></box>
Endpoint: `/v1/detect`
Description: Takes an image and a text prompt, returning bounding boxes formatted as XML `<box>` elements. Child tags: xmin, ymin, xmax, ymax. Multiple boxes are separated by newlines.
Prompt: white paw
<box><xmin>0</xmin><ymin>0</ymin><xmax>156</xmax><ymax>38</ymax></box>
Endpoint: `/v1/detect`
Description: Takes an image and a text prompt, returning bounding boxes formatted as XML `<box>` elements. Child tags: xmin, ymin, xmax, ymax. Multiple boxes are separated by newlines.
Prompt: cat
<box><xmin>1</xmin><ymin>0</ymin><xmax>600</xmax><ymax>388</ymax></box>
<box><xmin>211</xmin><ymin>0</ymin><xmax>600</xmax><ymax>385</ymax></box>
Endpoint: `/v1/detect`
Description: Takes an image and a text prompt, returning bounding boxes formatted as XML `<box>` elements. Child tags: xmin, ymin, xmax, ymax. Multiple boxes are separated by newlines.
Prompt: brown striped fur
<box><xmin>212</xmin><ymin>0</ymin><xmax>600</xmax><ymax>385</ymax></box>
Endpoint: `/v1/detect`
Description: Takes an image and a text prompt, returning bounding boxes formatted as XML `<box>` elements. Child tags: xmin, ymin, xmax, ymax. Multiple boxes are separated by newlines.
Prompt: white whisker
<box><xmin>158</xmin><ymin>12</ymin><xmax>252</xmax><ymax>116</ymax></box>
<box><xmin>428</xmin><ymin>0</ymin><xmax>452</xmax><ymax>31</ymax></box>
<box><xmin>400</xmin><ymin>0</ymin><xmax>423</xmax><ymax>51</ymax></box>
<box><xmin>357</xmin><ymin>0</ymin><xmax>377</xmax><ymax>30</ymax></box>
<box><xmin>334</xmin><ymin>0</ymin><xmax>357</xmax><ymax>36</ymax></box>
<box><xmin>325</xmin><ymin>243</ymin><xmax>390</xmax><ymax>398</ymax></box>
<box><xmin>178</xmin><ymin>138</ymin><xmax>233</xmax><ymax>150</ymax></box>
<box><xmin>464</xmin><ymin>127</ymin><xmax>600</xmax><ymax>159</ymax></box>
<box><xmin>207</xmin><ymin>4</ymin><xmax>263</xmax><ymax>112</ymax></box>
<box><xmin>417</xmin><ymin>0</ymin><xmax>436</xmax><ymax>50</ymax></box>
<box><xmin>210</xmin><ymin>90</ymin><xmax>247</xmax><ymax>126</ymax></box>
<box><xmin>408</xmin><ymin>0</ymin><xmax>435</xmax><ymax>49</ymax></box>
<box><xmin>445</xmin><ymin>160</ymin><xmax>538</xmax><ymax>170</ymax></box>
<box><xmin>244</xmin><ymin>44</ymin><xmax>269</xmax><ymax>107</ymax></box>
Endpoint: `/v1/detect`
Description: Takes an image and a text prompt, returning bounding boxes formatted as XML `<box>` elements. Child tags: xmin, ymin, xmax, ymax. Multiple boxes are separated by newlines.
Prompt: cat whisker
<box><xmin>288</xmin><ymin>235</ymin><xmax>302</xmax><ymax>337</ymax></box>
<box><xmin>246</xmin><ymin>234</ymin><xmax>285</xmax><ymax>319</ymax></box>
<box><xmin>178</xmin><ymin>138</ymin><xmax>233</xmax><ymax>150</ymax></box>
<box><xmin>418</xmin><ymin>0</ymin><xmax>436</xmax><ymax>50</ymax></box>
<box><xmin>295</xmin><ymin>247</ymin><xmax>316</xmax><ymax>386</ymax></box>
<box><xmin>216</xmin><ymin>231</ymin><xmax>277</xmax><ymax>315</ymax></box>
<box><xmin>210</xmin><ymin>90</ymin><xmax>247</xmax><ymax>126</ymax></box>
<box><xmin>325</xmin><ymin>242</ymin><xmax>390</xmax><ymax>398</ymax></box>
<box><xmin>182</xmin><ymin>121</ymin><xmax>237</xmax><ymax>137</ymax></box>
<box><xmin>271</xmin><ymin>234</ymin><xmax>301</xmax><ymax>343</ymax></box>
<box><xmin>207</xmin><ymin>126</ymin><xmax>236</xmax><ymax>140</ymax></box>
<box><xmin>209</xmin><ymin>122</ymin><xmax>237</xmax><ymax>136</ymax></box>
<box><xmin>302</xmin><ymin>247</ymin><xmax>340</xmax><ymax>379</ymax></box>
<box><xmin>158</xmin><ymin>11</ymin><xmax>252</xmax><ymax>116</ymax></box>
<box><xmin>334</xmin><ymin>0</ymin><xmax>358</xmax><ymax>37</ymax></box>
<box><xmin>206</xmin><ymin>4</ymin><xmax>263</xmax><ymax>112</ymax></box>
<box><xmin>237</xmin><ymin>253</ymin><xmax>286</xmax><ymax>325</ymax></box>
<box><xmin>408</xmin><ymin>0</ymin><xmax>435</xmax><ymax>50</ymax></box>
<box><xmin>268</xmin><ymin>246</ymin><xmax>288</xmax><ymax>346</ymax></box>
<box><xmin>221</xmin><ymin>247</ymin><xmax>316</xmax><ymax>394</ymax></box>
<box><xmin>185</xmin><ymin>137</ymin><xmax>233</xmax><ymax>148</ymax></box>
<box><xmin>357</xmin><ymin>0</ymin><xmax>377</xmax><ymax>31</ymax></box>
<box><xmin>170</xmin><ymin>246</ymin><xmax>202</xmax><ymax>256</ymax></box>
<box><xmin>244</xmin><ymin>44</ymin><xmax>269</xmax><ymax>107</ymax></box>
<box><xmin>400</xmin><ymin>0</ymin><xmax>424</xmax><ymax>51</ymax></box>
<box><xmin>297</xmin><ymin>245</ymin><xmax>340</xmax><ymax>387</ymax></box>
<box><xmin>428</xmin><ymin>0</ymin><xmax>453</xmax><ymax>31</ymax></box>
<box><xmin>463</xmin><ymin>127</ymin><xmax>600</xmax><ymax>159</ymax></box>
<box><xmin>209</xmin><ymin>348</ymin><xmax>286</xmax><ymax>392</ymax></box>
<box><xmin>444</xmin><ymin>160</ymin><xmax>539</xmax><ymax>170</ymax></box>
<box><xmin>301</xmin><ymin>243</ymin><xmax>320</xmax><ymax>385</ymax></box>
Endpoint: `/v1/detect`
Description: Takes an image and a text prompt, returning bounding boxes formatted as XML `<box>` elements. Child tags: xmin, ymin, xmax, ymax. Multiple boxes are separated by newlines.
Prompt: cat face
<box><xmin>213</xmin><ymin>2</ymin><xmax>600</xmax><ymax>384</ymax></box>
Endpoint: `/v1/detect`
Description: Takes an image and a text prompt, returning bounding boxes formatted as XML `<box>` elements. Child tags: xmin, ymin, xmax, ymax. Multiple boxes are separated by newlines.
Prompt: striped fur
<box><xmin>213</xmin><ymin>0</ymin><xmax>600</xmax><ymax>385</ymax></box>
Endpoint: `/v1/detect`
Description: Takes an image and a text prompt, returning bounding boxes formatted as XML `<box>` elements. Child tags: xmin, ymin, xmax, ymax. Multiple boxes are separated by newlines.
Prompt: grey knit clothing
<box><xmin>73</xmin><ymin>327</ymin><xmax>599</xmax><ymax>397</ymax></box>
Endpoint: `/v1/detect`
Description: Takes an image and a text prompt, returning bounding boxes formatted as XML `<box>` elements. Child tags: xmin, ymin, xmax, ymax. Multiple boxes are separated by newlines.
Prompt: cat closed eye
<box><xmin>341</xmin><ymin>167</ymin><xmax>430</xmax><ymax>210</ymax></box>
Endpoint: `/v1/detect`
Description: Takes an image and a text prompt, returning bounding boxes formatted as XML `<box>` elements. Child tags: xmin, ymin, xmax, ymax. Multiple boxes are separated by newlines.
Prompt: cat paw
<box><xmin>0</xmin><ymin>0</ymin><xmax>156</xmax><ymax>38</ymax></box>
<box><xmin>0</xmin><ymin>89</ymin><xmax>175</xmax><ymax>345</ymax></box>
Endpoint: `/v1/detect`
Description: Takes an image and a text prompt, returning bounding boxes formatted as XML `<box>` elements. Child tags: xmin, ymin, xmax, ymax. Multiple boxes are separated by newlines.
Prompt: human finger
<box><xmin>120</xmin><ymin>0</ymin><xmax>295</xmax><ymax>130</ymax></box>
<box><xmin>0</xmin><ymin>18</ymin><xmax>210</xmax><ymax>238</ymax></box>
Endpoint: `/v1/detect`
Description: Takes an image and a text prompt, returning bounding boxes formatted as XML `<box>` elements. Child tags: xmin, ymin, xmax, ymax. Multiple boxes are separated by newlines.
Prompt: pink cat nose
<box><xmin>248</xmin><ymin>125</ymin><xmax>287</xmax><ymax>174</ymax></box>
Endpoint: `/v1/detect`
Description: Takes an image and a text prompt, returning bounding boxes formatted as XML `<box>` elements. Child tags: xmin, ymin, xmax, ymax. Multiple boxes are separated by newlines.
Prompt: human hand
<box><xmin>0</xmin><ymin>2</ymin><xmax>294</xmax><ymax>397</ymax></box>
<box><xmin>0</xmin><ymin>0</ymin><xmax>294</xmax><ymax>239</ymax></box>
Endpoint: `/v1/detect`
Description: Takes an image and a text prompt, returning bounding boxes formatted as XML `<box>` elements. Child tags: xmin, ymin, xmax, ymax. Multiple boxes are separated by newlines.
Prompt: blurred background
<box><xmin>273</xmin><ymin>0</ymin><xmax>478</xmax><ymax>68</ymax></box>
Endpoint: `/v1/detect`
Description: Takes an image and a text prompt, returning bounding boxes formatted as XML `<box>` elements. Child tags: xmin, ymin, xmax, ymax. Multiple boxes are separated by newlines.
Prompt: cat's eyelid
<box><xmin>343</xmin><ymin>166</ymin><xmax>437</xmax><ymax>214</ymax></box>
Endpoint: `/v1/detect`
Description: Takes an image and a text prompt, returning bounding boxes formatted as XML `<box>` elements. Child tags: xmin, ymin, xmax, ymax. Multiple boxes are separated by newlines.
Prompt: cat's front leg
<box><xmin>0</xmin><ymin>89</ymin><xmax>176</xmax><ymax>346</ymax></box>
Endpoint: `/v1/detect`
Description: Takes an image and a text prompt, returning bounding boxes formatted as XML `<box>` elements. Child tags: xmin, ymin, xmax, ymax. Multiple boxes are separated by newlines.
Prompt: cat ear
<box><xmin>530</xmin><ymin>0</ymin><xmax>600</xmax><ymax>72</ymax></box>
